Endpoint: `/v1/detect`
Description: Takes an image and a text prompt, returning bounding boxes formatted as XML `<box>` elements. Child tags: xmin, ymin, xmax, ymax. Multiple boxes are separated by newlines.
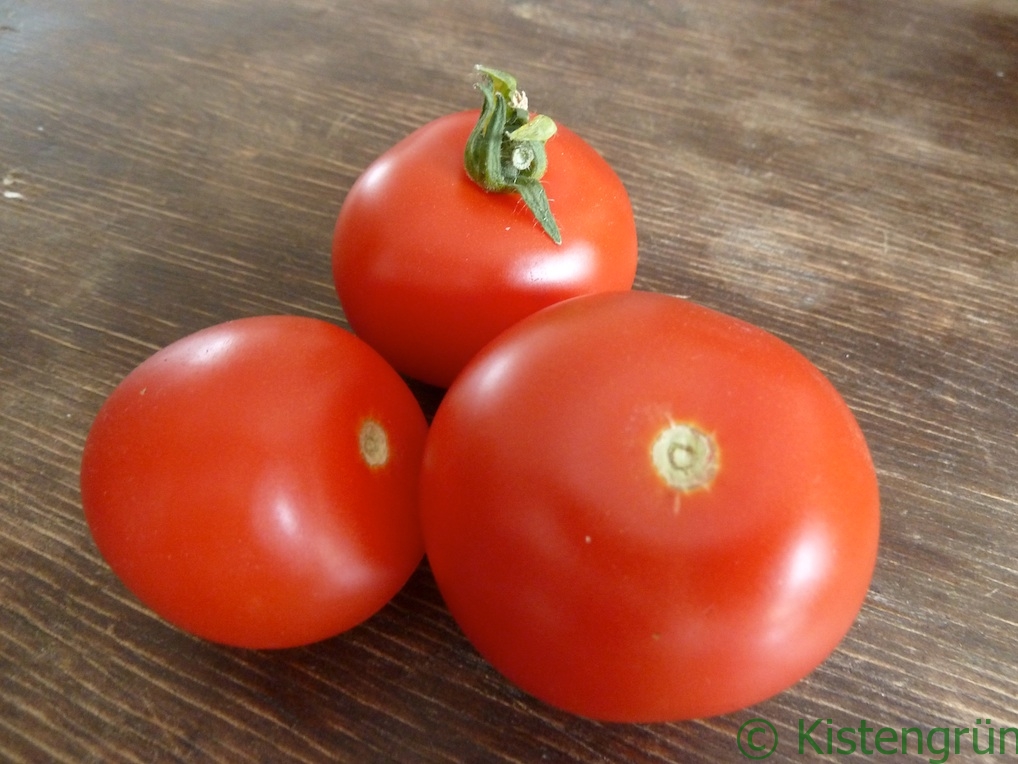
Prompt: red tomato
<box><xmin>419</xmin><ymin>291</ymin><xmax>880</xmax><ymax>721</ymax></box>
<box><xmin>332</xmin><ymin>109</ymin><xmax>638</xmax><ymax>388</ymax></box>
<box><xmin>80</xmin><ymin>316</ymin><xmax>428</xmax><ymax>649</ymax></box>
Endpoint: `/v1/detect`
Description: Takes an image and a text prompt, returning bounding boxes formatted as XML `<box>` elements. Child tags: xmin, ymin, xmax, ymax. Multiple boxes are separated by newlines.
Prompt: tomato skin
<box><xmin>332</xmin><ymin>109</ymin><xmax>638</xmax><ymax>388</ymax></box>
<box><xmin>80</xmin><ymin>316</ymin><xmax>428</xmax><ymax>649</ymax></box>
<box><xmin>419</xmin><ymin>291</ymin><xmax>880</xmax><ymax>721</ymax></box>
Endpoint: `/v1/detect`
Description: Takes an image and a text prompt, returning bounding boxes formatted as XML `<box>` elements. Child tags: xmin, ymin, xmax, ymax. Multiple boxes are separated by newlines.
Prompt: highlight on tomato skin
<box><xmin>418</xmin><ymin>290</ymin><xmax>881</xmax><ymax>722</ymax></box>
<box><xmin>79</xmin><ymin>316</ymin><xmax>429</xmax><ymax>650</ymax></box>
<box><xmin>331</xmin><ymin>67</ymin><xmax>638</xmax><ymax>389</ymax></box>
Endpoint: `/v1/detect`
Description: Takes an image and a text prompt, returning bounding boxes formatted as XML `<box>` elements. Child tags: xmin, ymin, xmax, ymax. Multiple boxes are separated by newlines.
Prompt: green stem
<box><xmin>463</xmin><ymin>66</ymin><xmax>562</xmax><ymax>245</ymax></box>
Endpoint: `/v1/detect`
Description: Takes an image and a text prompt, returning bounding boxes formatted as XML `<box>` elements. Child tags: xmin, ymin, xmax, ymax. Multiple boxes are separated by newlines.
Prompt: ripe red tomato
<box><xmin>80</xmin><ymin>316</ymin><xmax>428</xmax><ymax>649</ymax></box>
<box><xmin>419</xmin><ymin>291</ymin><xmax>880</xmax><ymax>721</ymax></box>
<box><xmin>332</xmin><ymin>108</ymin><xmax>638</xmax><ymax>388</ymax></box>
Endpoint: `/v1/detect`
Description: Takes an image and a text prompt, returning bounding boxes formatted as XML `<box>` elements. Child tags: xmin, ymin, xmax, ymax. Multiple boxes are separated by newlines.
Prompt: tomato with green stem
<box><xmin>419</xmin><ymin>290</ymin><xmax>881</xmax><ymax>721</ymax></box>
<box><xmin>80</xmin><ymin>316</ymin><xmax>428</xmax><ymax>649</ymax></box>
<box><xmin>332</xmin><ymin>66</ymin><xmax>638</xmax><ymax>388</ymax></box>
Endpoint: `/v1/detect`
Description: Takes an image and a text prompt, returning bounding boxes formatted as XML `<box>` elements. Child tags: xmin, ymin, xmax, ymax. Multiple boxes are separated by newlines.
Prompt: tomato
<box><xmin>80</xmin><ymin>316</ymin><xmax>428</xmax><ymax>649</ymax></box>
<box><xmin>332</xmin><ymin>76</ymin><xmax>638</xmax><ymax>388</ymax></box>
<box><xmin>419</xmin><ymin>291</ymin><xmax>880</xmax><ymax>721</ymax></box>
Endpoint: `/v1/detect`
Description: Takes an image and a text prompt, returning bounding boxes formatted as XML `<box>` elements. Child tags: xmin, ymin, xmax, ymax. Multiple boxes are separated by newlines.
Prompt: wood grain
<box><xmin>2</xmin><ymin>0</ymin><xmax>1016</xmax><ymax>761</ymax></box>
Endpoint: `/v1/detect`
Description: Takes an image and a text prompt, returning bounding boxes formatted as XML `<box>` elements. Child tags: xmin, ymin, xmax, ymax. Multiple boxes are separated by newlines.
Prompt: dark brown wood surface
<box><xmin>2</xmin><ymin>0</ymin><xmax>1016</xmax><ymax>761</ymax></box>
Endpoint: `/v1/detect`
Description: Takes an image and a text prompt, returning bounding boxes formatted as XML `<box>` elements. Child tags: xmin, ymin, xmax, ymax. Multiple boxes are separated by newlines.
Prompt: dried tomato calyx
<box><xmin>463</xmin><ymin>65</ymin><xmax>562</xmax><ymax>245</ymax></box>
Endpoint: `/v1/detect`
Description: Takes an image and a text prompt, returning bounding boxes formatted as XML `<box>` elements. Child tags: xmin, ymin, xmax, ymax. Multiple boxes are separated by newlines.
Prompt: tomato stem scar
<box><xmin>651</xmin><ymin>423</ymin><xmax>718</xmax><ymax>493</ymax></box>
<box><xmin>358</xmin><ymin>419</ymin><xmax>389</xmax><ymax>469</ymax></box>
<box><xmin>464</xmin><ymin>65</ymin><xmax>562</xmax><ymax>245</ymax></box>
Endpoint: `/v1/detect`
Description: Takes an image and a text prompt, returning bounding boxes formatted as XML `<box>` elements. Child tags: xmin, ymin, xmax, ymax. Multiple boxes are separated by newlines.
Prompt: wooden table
<box><xmin>2</xmin><ymin>0</ymin><xmax>1016</xmax><ymax>761</ymax></box>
